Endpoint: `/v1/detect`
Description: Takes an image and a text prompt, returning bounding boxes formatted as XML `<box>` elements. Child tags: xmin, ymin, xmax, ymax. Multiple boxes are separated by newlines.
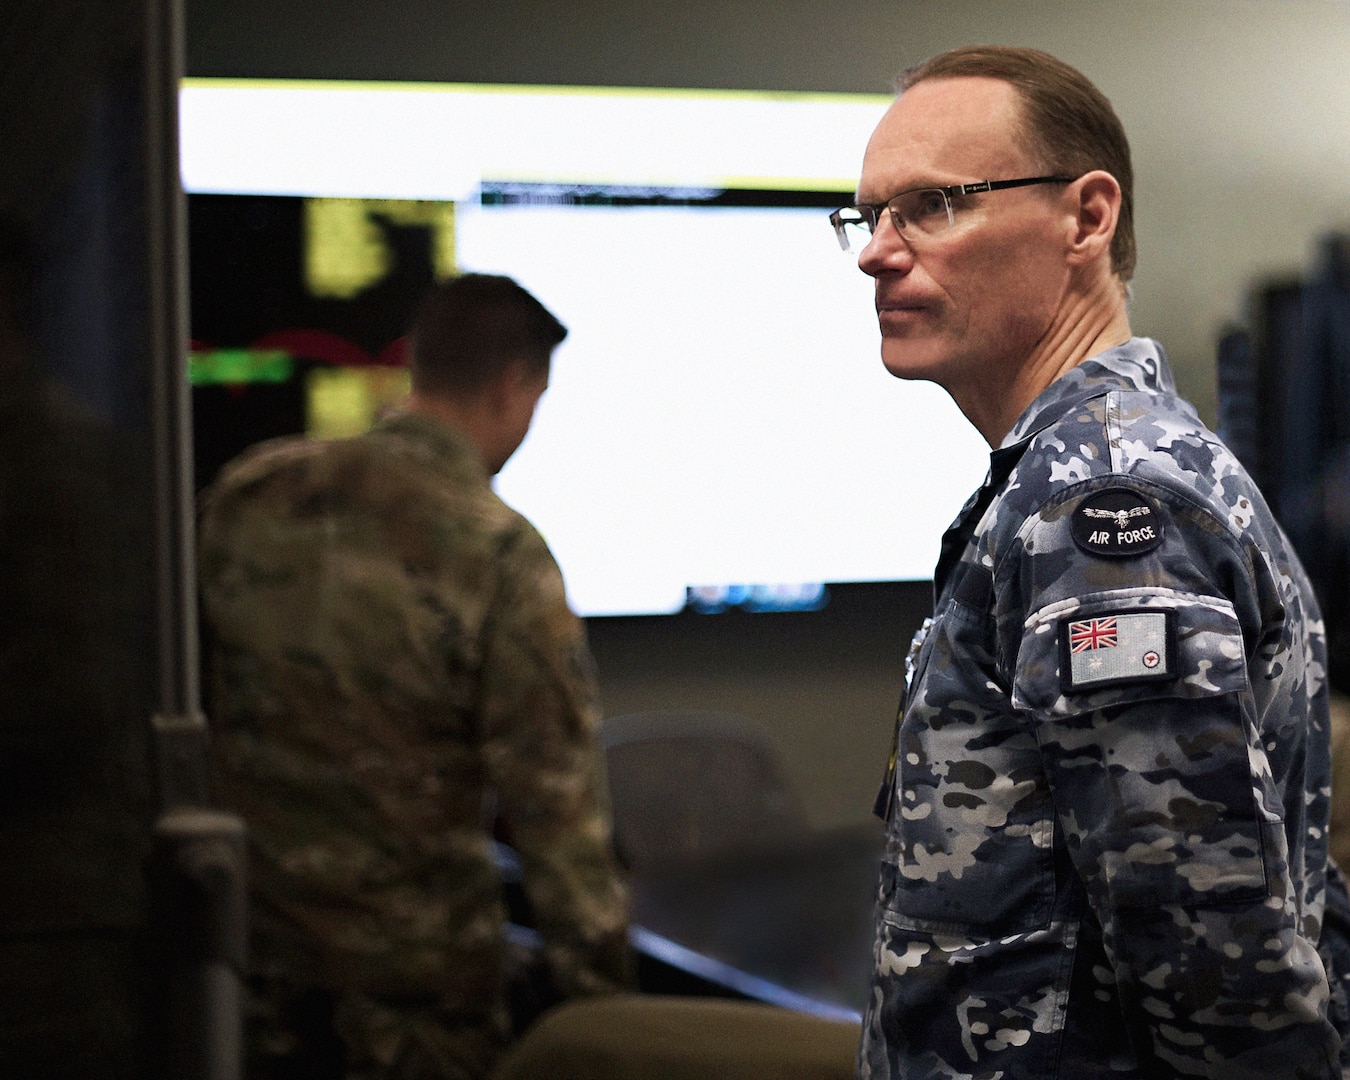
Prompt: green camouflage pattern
<box><xmin>198</xmin><ymin>410</ymin><xmax>632</xmax><ymax>1077</ymax></box>
<box><xmin>861</xmin><ymin>339</ymin><xmax>1350</xmax><ymax>1078</ymax></box>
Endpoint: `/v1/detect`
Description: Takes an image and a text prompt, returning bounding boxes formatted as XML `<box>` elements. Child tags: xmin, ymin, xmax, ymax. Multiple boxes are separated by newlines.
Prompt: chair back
<box><xmin>601</xmin><ymin>710</ymin><xmax>808</xmax><ymax>870</ymax></box>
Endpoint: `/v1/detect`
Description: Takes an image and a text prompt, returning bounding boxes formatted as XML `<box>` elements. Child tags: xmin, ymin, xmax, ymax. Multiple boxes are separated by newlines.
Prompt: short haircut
<box><xmin>900</xmin><ymin>45</ymin><xmax>1136</xmax><ymax>282</ymax></box>
<box><xmin>408</xmin><ymin>272</ymin><xmax>567</xmax><ymax>395</ymax></box>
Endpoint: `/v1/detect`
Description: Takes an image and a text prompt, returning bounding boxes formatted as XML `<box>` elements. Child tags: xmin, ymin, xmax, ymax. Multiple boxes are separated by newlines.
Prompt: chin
<box><xmin>879</xmin><ymin>340</ymin><xmax>951</xmax><ymax>384</ymax></box>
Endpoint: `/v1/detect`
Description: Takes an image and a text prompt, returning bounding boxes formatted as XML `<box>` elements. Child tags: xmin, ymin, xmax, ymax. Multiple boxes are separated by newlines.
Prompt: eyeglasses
<box><xmin>829</xmin><ymin>175</ymin><xmax>1074</xmax><ymax>251</ymax></box>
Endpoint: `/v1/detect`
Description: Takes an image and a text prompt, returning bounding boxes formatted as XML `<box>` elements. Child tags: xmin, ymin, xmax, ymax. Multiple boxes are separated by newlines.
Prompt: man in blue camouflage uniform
<box><xmin>198</xmin><ymin>274</ymin><xmax>632</xmax><ymax>1079</ymax></box>
<box><xmin>831</xmin><ymin>45</ymin><xmax>1350</xmax><ymax>1077</ymax></box>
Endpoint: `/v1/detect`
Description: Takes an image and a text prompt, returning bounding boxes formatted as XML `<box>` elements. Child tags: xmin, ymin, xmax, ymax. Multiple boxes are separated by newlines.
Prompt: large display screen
<box><xmin>180</xmin><ymin>80</ymin><xmax>990</xmax><ymax>616</ymax></box>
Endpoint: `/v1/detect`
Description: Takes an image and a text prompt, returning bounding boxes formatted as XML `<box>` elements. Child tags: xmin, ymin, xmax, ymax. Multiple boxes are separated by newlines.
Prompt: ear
<box><xmin>484</xmin><ymin>357</ymin><xmax>533</xmax><ymax>415</ymax></box>
<box><xmin>1064</xmin><ymin>170</ymin><xmax>1121</xmax><ymax>269</ymax></box>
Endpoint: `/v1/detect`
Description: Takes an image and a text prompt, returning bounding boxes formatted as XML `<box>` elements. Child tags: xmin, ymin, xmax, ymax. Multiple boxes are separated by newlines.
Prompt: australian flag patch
<box><xmin>1060</xmin><ymin>610</ymin><xmax>1173</xmax><ymax>691</ymax></box>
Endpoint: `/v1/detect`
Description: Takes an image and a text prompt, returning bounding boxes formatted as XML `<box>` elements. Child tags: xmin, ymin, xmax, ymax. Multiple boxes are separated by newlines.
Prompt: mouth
<box><xmin>875</xmin><ymin>301</ymin><xmax>929</xmax><ymax>329</ymax></box>
<box><xmin>876</xmin><ymin>289</ymin><xmax>930</xmax><ymax>313</ymax></box>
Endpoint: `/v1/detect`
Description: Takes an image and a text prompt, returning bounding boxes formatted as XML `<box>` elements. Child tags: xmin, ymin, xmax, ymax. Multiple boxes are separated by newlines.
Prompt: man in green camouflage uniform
<box><xmin>832</xmin><ymin>47</ymin><xmax>1350</xmax><ymax>1077</ymax></box>
<box><xmin>198</xmin><ymin>273</ymin><xmax>633</xmax><ymax>1080</ymax></box>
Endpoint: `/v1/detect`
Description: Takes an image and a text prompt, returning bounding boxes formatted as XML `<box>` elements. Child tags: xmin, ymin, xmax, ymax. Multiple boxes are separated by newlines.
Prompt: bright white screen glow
<box><xmin>471</xmin><ymin>205</ymin><xmax>988</xmax><ymax>615</ymax></box>
<box><xmin>181</xmin><ymin>80</ymin><xmax>991</xmax><ymax>616</ymax></box>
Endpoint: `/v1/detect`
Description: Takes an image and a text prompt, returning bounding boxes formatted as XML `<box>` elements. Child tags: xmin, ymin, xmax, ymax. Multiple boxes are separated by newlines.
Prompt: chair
<box><xmin>599</xmin><ymin>710</ymin><xmax>809</xmax><ymax>872</ymax></box>
<box><xmin>490</xmin><ymin>994</ymin><xmax>858</xmax><ymax>1080</ymax></box>
<box><xmin>600</xmin><ymin>711</ymin><xmax>877</xmax><ymax>1021</ymax></box>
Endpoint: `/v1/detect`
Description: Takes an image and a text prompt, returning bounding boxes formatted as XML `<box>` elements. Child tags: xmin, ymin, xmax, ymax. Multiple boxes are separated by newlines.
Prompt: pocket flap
<box><xmin>1013</xmin><ymin>588</ymin><xmax>1248</xmax><ymax>718</ymax></box>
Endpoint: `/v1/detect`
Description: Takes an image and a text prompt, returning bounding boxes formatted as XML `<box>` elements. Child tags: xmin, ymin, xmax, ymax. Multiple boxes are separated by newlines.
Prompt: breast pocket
<box><xmin>882</xmin><ymin>598</ymin><xmax>1056</xmax><ymax>937</ymax></box>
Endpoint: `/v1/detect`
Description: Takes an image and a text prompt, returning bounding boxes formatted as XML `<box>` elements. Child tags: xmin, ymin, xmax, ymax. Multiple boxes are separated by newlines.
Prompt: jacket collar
<box><xmin>1001</xmin><ymin>336</ymin><xmax>1174</xmax><ymax>450</ymax></box>
<box><xmin>370</xmin><ymin>409</ymin><xmax>490</xmax><ymax>485</ymax></box>
<box><xmin>933</xmin><ymin>338</ymin><xmax>1173</xmax><ymax>598</ymax></box>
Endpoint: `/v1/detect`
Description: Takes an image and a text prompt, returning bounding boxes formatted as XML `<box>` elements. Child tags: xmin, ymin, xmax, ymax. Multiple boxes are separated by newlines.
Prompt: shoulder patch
<box><xmin>1059</xmin><ymin>609</ymin><xmax>1174</xmax><ymax>692</ymax></box>
<box><xmin>1071</xmin><ymin>488</ymin><xmax>1164</xmax><ymax>558</ymax></box>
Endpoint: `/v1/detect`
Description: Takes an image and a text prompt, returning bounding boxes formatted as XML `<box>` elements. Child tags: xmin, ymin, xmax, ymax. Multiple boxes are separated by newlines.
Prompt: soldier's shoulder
<box><xmin>205</xmin><ymin>434</ymin><xmax>327</xmax><ymax>500</ymax></box>
<box><xmin>1015</xmin><ymin>388</ymin><xmax>1246</xmax><ymax>509</ymax></box>
<box><xmin>491</xmin><ymin>510</ymin><xmax>566</xmax><ymax>598</ymax></box>
<box><xmin>197</xmin><ymin>434</ymin><xmax>404</xmax><ymax>546</ymax></box>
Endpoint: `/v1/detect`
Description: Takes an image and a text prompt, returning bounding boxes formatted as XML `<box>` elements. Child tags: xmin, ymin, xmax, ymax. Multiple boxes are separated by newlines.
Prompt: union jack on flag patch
<box><xmin>1068</xmin><ymin>617</ymin><xmax>1118</xmax><ymax>652</ymax></box>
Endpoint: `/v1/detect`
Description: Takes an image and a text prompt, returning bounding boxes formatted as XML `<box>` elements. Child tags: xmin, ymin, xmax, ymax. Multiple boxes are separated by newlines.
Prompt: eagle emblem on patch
<box><xmin>1070</xmin><ymin>488</ymin><xmax>1164</xmax><ymax>557</ymax></box>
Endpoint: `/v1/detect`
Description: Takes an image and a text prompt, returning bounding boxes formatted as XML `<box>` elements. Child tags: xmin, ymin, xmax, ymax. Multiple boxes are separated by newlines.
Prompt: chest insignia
<box><xmin>1070</xmin><ymin>488</ymin><xmax>1164</xmax><ymax>558</ymax></box>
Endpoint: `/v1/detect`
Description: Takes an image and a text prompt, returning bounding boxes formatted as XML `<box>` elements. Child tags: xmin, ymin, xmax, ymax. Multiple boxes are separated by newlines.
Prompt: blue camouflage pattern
<box><xmin>860</xmin><ymin>338</ymin><xmax>1350</xmax><ymax>1078</ymax></box>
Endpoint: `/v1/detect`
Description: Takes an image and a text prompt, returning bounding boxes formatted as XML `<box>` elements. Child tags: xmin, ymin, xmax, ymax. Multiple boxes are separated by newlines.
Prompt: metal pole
<box><xmin>142</xmin><ymin>0</ymin><xmax>247</xmax><ymax>1074</ymax></box>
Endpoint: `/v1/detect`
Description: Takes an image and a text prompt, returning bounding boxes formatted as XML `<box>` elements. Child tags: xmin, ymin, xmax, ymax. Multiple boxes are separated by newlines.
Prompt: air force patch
<box><xmin>1071</xmin><ymin>488</ymin><xmax>1164</xmax><ymax>557</ymax></box>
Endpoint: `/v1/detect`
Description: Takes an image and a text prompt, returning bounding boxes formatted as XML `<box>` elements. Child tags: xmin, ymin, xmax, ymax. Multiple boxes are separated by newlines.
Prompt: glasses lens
<box><xmin>830</xmin><ymin>207</ymin><xmax>876</xmax><ymax>252</ymax></box>
<box><xmin>890</xmin><ymin>189</ymin><xmax>952</xmax><ymax>238</ymax></box>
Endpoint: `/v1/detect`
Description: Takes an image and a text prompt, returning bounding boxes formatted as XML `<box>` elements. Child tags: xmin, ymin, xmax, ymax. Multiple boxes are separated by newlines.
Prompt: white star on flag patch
<box><xmin>1061</xmin><ymin>610</ymin><xmax>1172</xmax><ymax>690</ymax></box>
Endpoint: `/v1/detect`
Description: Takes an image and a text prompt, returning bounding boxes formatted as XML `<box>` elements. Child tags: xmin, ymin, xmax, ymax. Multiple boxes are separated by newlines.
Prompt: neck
<box><xmin>405</xmin><ymin>391</ymin><xmax>493</xmax><ymax>468</ymax></box>
<box><xmin>952</xmin><ymin>276</ymin><xmax>1132</xmax><ymax>447</ymax></box>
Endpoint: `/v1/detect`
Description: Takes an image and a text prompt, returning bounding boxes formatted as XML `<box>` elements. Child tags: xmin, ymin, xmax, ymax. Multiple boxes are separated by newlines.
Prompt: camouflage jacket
<box><xmin>198</xmin><ymin>411</ymin><xmax>632</xmax><ymax>1034</ymax></box>
<box><xmin>860</xmin><ymin>339</ymin><xmax>1350</xmax><ymax>1079</ymax></box>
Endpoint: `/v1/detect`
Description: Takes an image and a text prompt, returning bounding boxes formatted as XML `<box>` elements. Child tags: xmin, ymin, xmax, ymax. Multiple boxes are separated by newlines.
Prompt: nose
<box><xmin>856</xmin><ymin>213</ymin><xmax>913</xmax><ymax>278</ymax></box>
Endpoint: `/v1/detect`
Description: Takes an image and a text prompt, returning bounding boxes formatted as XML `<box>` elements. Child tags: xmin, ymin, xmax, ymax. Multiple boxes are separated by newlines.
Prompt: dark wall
<box><xmin>184</xmin><ymin>0</ymin><xmax>891</xmax><ymax>92</ymax></box>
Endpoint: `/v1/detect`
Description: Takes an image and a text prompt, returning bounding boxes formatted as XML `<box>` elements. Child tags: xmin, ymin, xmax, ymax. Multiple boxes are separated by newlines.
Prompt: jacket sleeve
<box><xmin>1006</xmin><ymin>484</ymin><xmax>1341</xmax><ymax>1077</ymax></box>
<box><xmin>476</xmin><ymin>521</ymin><xmax>634</xmax><ymax>998</ymax></box>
